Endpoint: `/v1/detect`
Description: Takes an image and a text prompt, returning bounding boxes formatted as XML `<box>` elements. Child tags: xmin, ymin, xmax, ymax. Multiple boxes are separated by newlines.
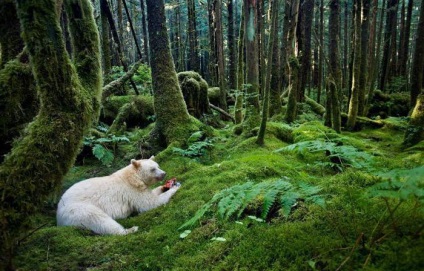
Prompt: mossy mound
<box><xmin>177</xmin><ymin>71</ymin><xmax>210</xmax><ymax>118</ymax></box>
<box><xmin>101</xmin><ymin>95</ymin><xmax>154</xmax><ymax>128</ymax></box>
<box><xmin>368</xmin><ymin>90</ymin><xmax>410</xmax><ymax>118</ymax></box>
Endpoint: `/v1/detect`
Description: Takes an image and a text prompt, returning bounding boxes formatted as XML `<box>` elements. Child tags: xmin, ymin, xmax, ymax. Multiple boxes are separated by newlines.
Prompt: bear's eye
<box><xmin>150</xmin><ymin>168</ymin><xmax>155</xmax><ymax>173</ymax></box>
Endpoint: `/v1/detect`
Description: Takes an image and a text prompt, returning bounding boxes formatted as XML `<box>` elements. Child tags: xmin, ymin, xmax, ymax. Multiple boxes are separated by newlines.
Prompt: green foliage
<box><xmin>275</xmin><ymin>139</ymin><xmax>374</xmax><ymax>171</ymax></box>
<box><xmin>367</xmin><ymin>166</ymin><xmax>424</xmax><ymax>202</ymax></box>
<box><xmin>132</xmin><ymin>64</ymin><xmax>152</xmax><ymax>94</ymax></box>
<box><xmin>179</xmin><ymin>178</ymin><xmax>325</xmax><ymax>230</ymax></box>
<box><xmin>172</xmin><ymin>131</ymin><xmax>214</xmax><ymax>158</ymax></box>
<box><xmin>83</xmin><ymin>125</ymin><xmax>130</xmax><ymax>165</ymax></box>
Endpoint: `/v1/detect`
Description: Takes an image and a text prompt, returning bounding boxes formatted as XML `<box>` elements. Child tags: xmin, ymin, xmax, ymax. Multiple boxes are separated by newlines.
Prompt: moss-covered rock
<box><xmin>177</xmin><ymin>71</ymin><xmax>211</xmax><ymax>118</ymax></box>
<box><xmin>208</xmin><ymin>86</ymin><xmax>221</xmax><ymax>105</ymax></box>
<box><xmin>102</xmin><ymin>95</ymin><xmax>155</xmax><ymax>128</ymax></box>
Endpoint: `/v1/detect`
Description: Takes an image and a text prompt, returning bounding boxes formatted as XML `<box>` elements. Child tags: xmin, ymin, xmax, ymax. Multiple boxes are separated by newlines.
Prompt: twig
<box><xmin>17</xmin><ymin>222</ymin><xmax>49</xmax><ymax>245</ymax></box>
<box><xmin>209</xmin><ymin>103</ymin><xmax>235</xmax><ymax>123</ymax></box>
<box><xmin>336</xmin><ymin>232</ymin><xmax>364</xmax><ymax>271</ymax></box>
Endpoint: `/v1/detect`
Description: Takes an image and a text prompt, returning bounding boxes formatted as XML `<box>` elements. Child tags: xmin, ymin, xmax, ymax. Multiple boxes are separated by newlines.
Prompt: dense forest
<box><xmin>0</xmin><ymin>0</ymin><xmax>423</xmax><ymax>270</ymax></box>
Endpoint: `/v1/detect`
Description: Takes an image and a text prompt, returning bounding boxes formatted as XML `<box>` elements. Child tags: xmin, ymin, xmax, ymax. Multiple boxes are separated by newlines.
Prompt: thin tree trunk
<box><xmin>409</xmin><ymin>0</ymin><xmax>424</xmax><ymax>107</ymax></box>
<box><xmin>328</xmin><ymin>0</ymin><xmax>342</xmax><ymax>133</ymax></box>
<box><xmin>187</xmin><ymin>0</ymin><xmax>200</xmax><ymax>72</ymax></box>
<box><xmin>347</xmin><ymin>0</ymin><xmax>362</xmax><ymax>129</ymax></box>
<box><xmin>0</xmin><ymin>0</ymin><xmax>24</xmax><ymax>69</ymax></box>
<box><xmin>243</xmin><ymin>0</ymin><xmax>261</xmax><ymax>132</ymax></box>
<box><xmin>358</xmin><ymin>0</ymin><xmax>370</xmax><ymax>116</ymax></box>
<box><xmin>257</xmin><ymin>0</ymin><xmax>279</xmax><ymax>145</ymax></box>
<box><xmin>398</xmin><ymin>0</ymin><xmax>413</xmax><ymax>77</ymax></box>
<box><xmin>227</xmin><ymin>0</ymin><xmax>237</xmax><ymax>91</ymax></box>
<box><xmin>122</xmin><ymin>0</ymin><xmax>142</xmax><ymax>60</ymax></box>
<box><xmin>235</xmin><ymin>3</ymin><xmax>245</xmax><ymax>124</ymax></box>
<box><xmin>100</xmin><ymin>0</ymin><xmax>139</xmax><ymax>95</ymax></box>
<box><xmin>140</xmin><ymin>0</ymin><xmax>150</xmax><ymax>64</ymax></box>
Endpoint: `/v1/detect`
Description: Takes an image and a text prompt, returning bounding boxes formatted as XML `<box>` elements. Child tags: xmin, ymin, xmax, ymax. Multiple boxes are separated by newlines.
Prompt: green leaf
<box><xmin>179</xmin><ymin>230</ymin><xmax>191</xmax><ymax>239</ymax></box>
<box><xmin>211</xmin><ymin>237</ymin><xmax>226</xmax><ymax>242</ymax></box>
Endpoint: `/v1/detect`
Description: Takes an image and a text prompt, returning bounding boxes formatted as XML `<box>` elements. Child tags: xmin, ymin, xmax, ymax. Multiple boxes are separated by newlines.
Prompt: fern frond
<box><xmin>178</xmin><ymin>202</ymin><xmax>212</xmax><ymax>230</ymax></box>
<box><xmin>280</xmin><ymin>191</ymin><xmax>301</xmax><ymax>217</ymax></box>
<box><xmin>262</xmin><ymin>189</ymin><xmax>280</xmax><ymax>219</ymax></box>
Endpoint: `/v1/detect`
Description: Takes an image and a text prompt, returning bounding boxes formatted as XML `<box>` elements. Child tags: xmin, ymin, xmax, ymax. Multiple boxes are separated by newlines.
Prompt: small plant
<box><xmin>83</xmin><ymin>126</ymin><xmax>130</xmax><ymax>165</ymax></box>
<box><xmin>275</xmin><ymin>139</ymin><xmax>373</xmax><ymax>171</ymax></box>
<box><xmin>179</xmin><ymin>177</ymin><xmax>326</xmax><ymax>230</ymax></box>
<box><xmin>172</xmin><ymin>131</ymin><xmax>214</xmax><ymax>158</ymax></box>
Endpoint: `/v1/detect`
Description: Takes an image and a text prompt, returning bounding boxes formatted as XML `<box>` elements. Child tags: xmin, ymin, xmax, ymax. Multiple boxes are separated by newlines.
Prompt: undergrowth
<box><xmin>13</xmin><ymin>118</ymin><xmax>424</xmax><ymax>271</ymax></box>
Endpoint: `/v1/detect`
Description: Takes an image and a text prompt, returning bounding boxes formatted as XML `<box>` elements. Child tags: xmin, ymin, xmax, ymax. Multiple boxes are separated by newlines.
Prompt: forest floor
<box><xmin>14</xmin><ymin>111</ymin><xmax>424</xmax><ymax>270</ymax></box>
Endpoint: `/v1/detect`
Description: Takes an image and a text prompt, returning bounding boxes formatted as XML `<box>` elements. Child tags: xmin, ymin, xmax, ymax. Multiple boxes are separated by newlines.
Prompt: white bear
<box><xmin>56</xmin><ymin>156</ymin><xmax>180</xmax><ymax>235</ymax></box>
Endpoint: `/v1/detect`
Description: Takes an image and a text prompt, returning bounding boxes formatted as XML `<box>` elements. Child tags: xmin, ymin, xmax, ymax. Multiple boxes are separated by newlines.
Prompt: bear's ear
<box><xmin>149</xmin><ymin>155</ymin><xmax>155</xmax><ymax>161</ymax></box>
<box><xmin>131</xmin><ymin>159</ymin><xmax>141</xmax><ymax>169</ymax></box>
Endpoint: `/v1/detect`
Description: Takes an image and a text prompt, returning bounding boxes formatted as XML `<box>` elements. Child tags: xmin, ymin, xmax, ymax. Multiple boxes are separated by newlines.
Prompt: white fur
<box><xmin>57</xmin><ymin>157</ymin><xmax>180</xmax><ymax>235</ymax></box>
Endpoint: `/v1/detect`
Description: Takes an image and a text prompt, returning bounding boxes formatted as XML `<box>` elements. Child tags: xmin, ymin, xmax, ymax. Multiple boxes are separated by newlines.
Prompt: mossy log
<box><xmin>305</xmin><ymin>95</ymin><xmax>326</xmax><ymax>116</ymax></box>
<box><xmin>368</xmin><ymin>90</ymin><xmax>410</xmax><ymax>118</ymax></box>
<box><xmin>208</xmin><ymin>87</ymin><xmax>221</xmax><ymax>106</ymax></box>
<box><xmin>177</xmin><ymin>71</ymin><xmax>211</xmax><ymax>118</ymax></box>
<box><xmin>102</xmin><ymin>60</ymin><xmax>143</xmax><ymax>102</ymax></box>
<box><xmin>103</xmin><ymin>95</ymin><xmax>155</xmax><ymax>130</ymax></box>
<box><xmin>0</xmin><ymin>0</ymin><xmax>102</xmax><ymax>268</ymax></box>
<box><xmin>341</xmin><ymin>113</ymin><xmax>384</xmax><ymax>129</ymax></box>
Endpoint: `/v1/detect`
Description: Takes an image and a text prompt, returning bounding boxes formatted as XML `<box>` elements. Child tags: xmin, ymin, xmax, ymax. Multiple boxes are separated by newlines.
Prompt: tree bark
<box><xmin>243</xmin><ymin>0</ymin><xmax>261</xmax><ymax>133</ymax></box>
<box><xmin>187</xmin><ymin>0</ymin><xmax>200</xmax><ymax>72</ymax></box>
<box><xmin>347</xmin><ymin>0</ymin><xmax>362</xmax><ymax>129</ymax></box>
<box><xmin>140</xmin><ymin>0</ymin><xmax>150</xmax><ymax>65</ymax></box>
<box><xmin>257</xmin><ymin>0</ymin><xmax>279</xmax><ymax>145</ymax></box>
<box><xmin>358</xmin><ymin>0</ymin><xmax>370</xmax><ymax>116</ymax></box>
<box><xmin>227</xmin><ymin>0</ymin><xmax>237</xmax><ymax>91</ymax></box>
<box><xmin>0</xmin><ymin>0</ymin><xmax>24</xmax><ymax>69</ymax></box>
<box><xmin>327</xmin><ymin>0</ymin><xmax>342</xmax><ymax>133</ymax></box>
<box><xmin>235</xmin><ymin>3</ymin><xmax>245</xmax><ymax>124</ymax></box>
<box><xmin>410</xmin><ymin>0</ymin><xmax>424</xmax><ymax>107</ymax></box>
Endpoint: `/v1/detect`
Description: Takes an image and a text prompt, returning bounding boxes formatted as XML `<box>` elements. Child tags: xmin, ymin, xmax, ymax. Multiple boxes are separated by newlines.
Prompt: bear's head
<box><xmin>130</xmin><ymin>156</ymin><xmax>166</xmax><ymax>186</ymax></box>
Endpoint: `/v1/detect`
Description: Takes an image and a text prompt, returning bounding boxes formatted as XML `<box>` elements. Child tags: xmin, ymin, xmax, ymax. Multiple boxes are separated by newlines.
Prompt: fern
<box><xmin>179</xmin><ymin>178</ymin><xmax>326</xmax><ymax>230</ymax></box>
<box><xmin>367</xmin><ymin>166</ymin><xmax>424</xmax><ymax>201</ymax></box>
<box><xmin>275</xmin><ymin>139</ymin><xmax>373</xmax><ymax>171</ymax></box>
<box><xmin>172</xmin><ymin>131</ymin><xmax>214</xmax><ymax>158</ymax></box>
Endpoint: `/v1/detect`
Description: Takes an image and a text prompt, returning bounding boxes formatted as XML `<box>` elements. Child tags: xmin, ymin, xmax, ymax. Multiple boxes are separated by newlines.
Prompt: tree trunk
<box><xmin>379</xmin><ymin>0</ymin><xmax>399</xmax><ymax>92</ymax></box>
<box><xmin>257</xmin><ymin>0</ymin><xmax>279</xmax><ymax>145</ymax></box>
<box><xmin>187</xmin><ymin>0</ymin><xmax>200</xmax><ymax>72</ymax></box>
<box><xmin>358</xmin><ymin>0</ymin><xmax>370</xmax><ymax>116</ymax></box>
<box><xmin>122</xmin><ymin>0</ymin><xmax>142</xmax><ymax>60</ymax></box>
<box><xmin>100</xmin><ymin>0</ymin><xmax>139</xmax><ymax>95</ymax></box>
<box><xmin>297</xmin><ymin>0</ymin><xmax>315</xmax><ymax>102</ymax></box>
<box><xmin>327</xmin><ymin>0</ymin><xmax>342</xmax><ymax>133</ymax></box>
<box><xmin>140</xmin><ymin>0</ymin><xmax>150</xmax><ymax>65</ymax></box>
<box><xmin>410</xmin><ymin>0</ymin><xmax>424</xmax><ymax>107</ymax></box>
<box><xmin>403</xmin><ymin>94</ymin><xmax>424</xmax><ymax>147</ymax></box>
<box><xmin>398</xmin><ymin>0</ymin><xmax>413</xmax><ymax>77</ymax></box>
<box><xmin>100</xmin><ymin>3</ymin><xmax>112</xmax><ymax>74</ymax></box>
<box><xmin>235</xmin><ymin>3</ymin><xmax>245</xmax><ymax>124</ymax></box>
<box><xmin>269</xmin><ymin>0</ymin><xmax>281</xmax><ymax>117</ymax></box>
<box><xmin>227</xmin><ymin>0</ymin><xmax>237</xmax><ymax>92</ymax></box>
<box><xmin>0</xmin><ymin>0</ymin><xmax>24</xmax><ymax>69</ymax></box>
<box><xmin>347</xmin><ymin>0</ymin><xmax>362</xmax><ymax>129</ymax></box>
<box><xmin>146</xmin><ymin>0</ymin><xmax>198</xmax><ymax>147</ymax></box>
<box><xmin>0</xmin><ymin>0</ymin><xmax>102</xmax><ymax>268</ymax></box>
<box><xmin>243</xmin><ymin>0</ymin><xmax>261</xmax><ymax>133</ymax></box>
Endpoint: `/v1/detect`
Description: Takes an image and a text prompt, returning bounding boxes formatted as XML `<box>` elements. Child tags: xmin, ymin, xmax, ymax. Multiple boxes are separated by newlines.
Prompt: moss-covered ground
<box><xmin>14</xmin><ymin>117</ymin><xmax>424</xmax><ymax>270</ymax></box>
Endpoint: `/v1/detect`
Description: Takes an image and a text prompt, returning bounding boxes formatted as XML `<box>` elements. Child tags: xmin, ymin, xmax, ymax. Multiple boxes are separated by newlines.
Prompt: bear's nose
<box><xmin>159</xmin><ymin>171</ymin><xmax>166</xmax><ymax>180</ymax></box>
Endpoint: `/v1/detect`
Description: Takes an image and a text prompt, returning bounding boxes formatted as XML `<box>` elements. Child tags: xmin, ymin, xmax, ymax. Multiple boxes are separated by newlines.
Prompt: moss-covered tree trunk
<box><xmin>346</xmin><ymin>0</ymin><xmax>361</xmax><ymax>130</ymax></box>
<box><xmin>235</xmin><ymin>3</ymin><xmax>245</xmax><ymax>124</ymax></box>
<box><xmin>410</xmin><ymin>0</ymin><xmax>424</xmax><ymax>107</ymax></box>
<box><xmin>146</xmin><ymin>0</ymin><xmax>199</xmax><ymax>147</ymax></box>
<box><xmin>0</xmin><ymin>0</ymin><xmax>101</xmax><ymax>269</ymax></box>
<box><xmin>242</xmin><ymin>0</ymin><xmax>261</xmax><ymax>134</ymax></box>
<box><xmin>268</xmin><ymin>0</ymin><xmax>282</xmax><ymax>117</ymax></box>
<box><xmin>403</xmin><ymin>93</ymin><xmax>424</xmax><ymax>147</ymax></box>
<box><xmin>328</xmin><ymin>0</ymin><xmax>342</xmax><ymax>133</ymax></box>
<box><xmin>0</xmin><ymin>0</ymin><xmax>24</xmax><ymax>69</ymax></box>
<box><xmin>256</xmin><ymin>0</ymin><xmax>279</xmax><ymax>145</ymax></box>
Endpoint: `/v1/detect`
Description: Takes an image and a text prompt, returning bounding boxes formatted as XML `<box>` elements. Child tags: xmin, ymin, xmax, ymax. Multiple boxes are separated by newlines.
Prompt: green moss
<box><xmin>292</xmin><ymin>121</ymin><xmax>339</xmax><ymax>142</ymax></box>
